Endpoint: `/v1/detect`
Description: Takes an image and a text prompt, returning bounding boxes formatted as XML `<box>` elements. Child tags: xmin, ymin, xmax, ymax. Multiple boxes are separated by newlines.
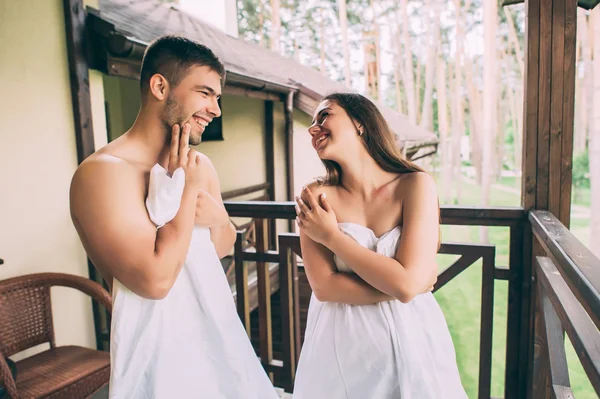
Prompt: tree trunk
<box><xmin>371</xmin><ymin>0</ymin><xmax>382</xmax><ymax>100</ymax></box>
<box><xmin>270</xmin><ymin>0</ymin><xmax>281</xmax><ymax>52</ymax></box>
<box><xmin>394</xmin><ymin>61</ymin><xmax>404</xmax><ymax>114</ymax></box>
<box><xmin>452</xmin><ymin>0</ymin><xmax>465</xmax><ymax>202</ymax></box>
<box><xmin>420</xmin><ymin>0</ymin><xmax>441</xmax><ymax>131</ymax></box>
<box><xmin>338</xmin><ymin>0</ymin><xmax>351</xmax><ymax>86</ymax></box>
<box><xmin>586</xmin><ymin>11</ymin><xmax>594</xmax><ymax>153</ymax></box>
<box><xmin>399</xmin><ymin>0</ymin><xmax>417</xmax><ymax>124</ymax></box>
<box><xmin>465</xmin><ymin>55</ymin><xmax>483</xmax><ymax>184</ymax></box>
<box><xmin>590</xmin><ymin>7</ymin><xmax>600</xmax><ymax>255</ymax></box>
<box><xmin>507</xmin><ymin>83</ymin><xmax>521</xmax><ymax>171</ymax></box>
<box><xmin>574</xmin><ymin>9</ymin><xmax>586</xmax><ymax>154</ymax></box>
<box><xmin>437</xmin><ymin>58</ymin><xmax>452</xmax><ymax>204</ymax></box>
<box><xmin>497</xmin><ymin>91</ymin><xmax>506</xmax><ymax>181</ymax></box>
<box><xmin>258</xmin><ymin>0</ymin><xmax>265</xmax><ymax>47</ymax></box>
<box><xmin>504</xmin><ymin>7</ymin><xmax>524</xmax><ymax>78</ymax></box>
<box><xmin>320</xmin><ymin>7</ymin><xmax>326</xmax><ymax>73</ymax></box>
<box><xmin>480</xmin><ymin>0</ymin><xmax>498</xmax><ymax>243</ymax></box>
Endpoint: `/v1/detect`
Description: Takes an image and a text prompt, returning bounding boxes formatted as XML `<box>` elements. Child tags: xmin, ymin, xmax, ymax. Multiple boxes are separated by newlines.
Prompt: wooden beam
<box><xmin>284</xmin><ymin>92</ymin><xmax>296</xmax><ymax>232</ymax></box>
<box><xmin>106</xmin><ymin>55</ymin><xmax>141</xmax><ymax>80</ymax></box>
<box><xmin>536</xmin><ymin>257</ymin><xmax>600</xmax><ymax>395</ymax></box>
<box><xmin>64</xmin><ymin>0</ymin><xmax>106</xmax><ymax>351</ymax></box>
<box><xmin>223</xmin><ymin>85</ymin><xmax>282</xmax><ymax>102</ymax></box>
<box><xmin>265</xmin><ymin>101</ymin><xmax>277</xmax><ymax>248</ymax></box>
<box><xmin>221</xmin><ymin>182</ymin><xmax>270</xmax><ymax>200</ymax></box>
<box><xmin>64</xmin><ymin>0</ymin><xmax>95</xmax><ymax>163</ymax></box>
<box><xmin>224</xmin><ymin>202</ymin><xmax>525</xmax><ymax>224</ymax></box>
<box><xmin>502</xmin><ymin>0</ymin><xmax>600</xmax><ymax>10</ymax></box>
<box><xmin>530</xmin><ymin>211</ymin><xmax>600</xmax><ymax>330</ymax></box>
<box><xmin>520</xmin><ymin>0</ymin><xmax>579</xmax><ymax>397</ymax></box>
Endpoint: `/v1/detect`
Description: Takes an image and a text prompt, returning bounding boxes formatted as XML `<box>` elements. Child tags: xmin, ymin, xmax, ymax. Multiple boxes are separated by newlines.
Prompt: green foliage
<box><xmin>573</xmin><ymin>149</ymin><xmax>590</xmax><ymax>190</ymax></box>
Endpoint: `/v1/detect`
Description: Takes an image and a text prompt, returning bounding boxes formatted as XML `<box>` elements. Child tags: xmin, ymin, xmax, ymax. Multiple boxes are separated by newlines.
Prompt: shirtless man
<box><xmin>70</xmin><ymin>36</ymin><xmax>278</xmax><ymax>398</ymax></box>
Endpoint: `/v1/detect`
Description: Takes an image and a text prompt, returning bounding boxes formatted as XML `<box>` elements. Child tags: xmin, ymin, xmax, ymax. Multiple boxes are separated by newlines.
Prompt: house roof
<box><xmin>94</xmin><ymin>0</ymin><xmax>438</xmax><ymax>152</ymax></box>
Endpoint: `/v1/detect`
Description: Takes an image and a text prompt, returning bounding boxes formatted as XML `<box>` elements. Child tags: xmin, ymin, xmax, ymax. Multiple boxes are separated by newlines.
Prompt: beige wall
<box><xmin>102</xmin><ymin>75</ymin><xmax>141</xmax><ymax>142</ymax></box>
<box><xmin>0</xmin><ymin>0</ymin><xmax>96</xmax><ymax>352</ymax></box>
<box><xmin>196</xmin><ymin>94</ymin><xmax>268</xmax><ymax>192</ymax></box>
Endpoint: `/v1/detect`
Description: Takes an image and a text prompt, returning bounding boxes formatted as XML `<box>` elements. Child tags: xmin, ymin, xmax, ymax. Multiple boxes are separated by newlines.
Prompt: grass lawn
<box><xmin>432</xmin><ymin>175</ymin><xmax>595</xmax><ymax>398</ymax></box>
<box><xmin>496</xmin><ymin>175</ymin><xmax>591</xmax><ymax>208</ymax></box>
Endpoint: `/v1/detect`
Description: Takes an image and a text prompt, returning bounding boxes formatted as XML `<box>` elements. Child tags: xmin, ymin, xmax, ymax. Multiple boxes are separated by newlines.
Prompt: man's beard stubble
<box><xmin>163</xmin><ymin>94</ymin><xmax>202</xmax><ymax>146</ymax></box>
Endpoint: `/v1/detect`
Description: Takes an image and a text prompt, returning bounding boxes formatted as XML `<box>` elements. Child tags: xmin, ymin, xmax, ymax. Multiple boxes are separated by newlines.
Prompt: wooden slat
<box><xmin>521</xmin><ymin>0</ymin><xmax>541</xmax><ymax>212</ymax></box>
<box><xmin>540</xmin><ymin>275</ymin><xmax>571</xmax><ymax>393</ymax></box>
<box><xmin>559</xmin><ymin>0</ymin><xmax>578</xmax><ymax>226</ymax></box>
<box><xmin>277</xmin><ymin>233</ymin><xmax>303</xmax><ymax>361</ymax></box>
<box><xmin>255</xmin><ymin>219</ymin><xmax>273</xmax><ymax>373</ymax></box>
<box><xmin>234</xmin><ymin>231</ymin><xmax>250</xmax><ymax>336</ymax></box>
<box><xmin>532</xmin><ymin>273</ymin><xmax>551</xmax><ymax>398</ymax></box>
<box><xmin>222</xmin><ymin>183</ymin><xmax>271</xmax><ymax>200</ymax></box>
<box><xmin>494</xmin><ymin>266</ymin><xmax>511</xmax><ymax>280</ymax></box>
<box><xmin>434</xmin><ymin>253</ymin><xmax>480</xmax><ymax>291</ymax></box>
<box><xmin>64</xmin><ymin>0</ymin><xmax>107</xmax><ymax>351</ymax></box>
<box><xmin>284</xmin><ymin>92</ymin><xmax>295</xmax><ymax>231</ymax></box>
<box><xmin>240</xmin><ymin>251</ymin><xmax>280</xmax><ymax>264</ymax></box>
<box><xmin>64</xmin><ymin>0</ymin><xmax>95</xmax><ymax>163</ymax></box>
<box><xmin>530</xmin><ymin>211</ymin><xmax>600</xmax><ymax>330</ymax></box>
<box><xmin>265</xmin><ymin>101</ymin><xmax>277</xmax><ymax>249</ymax></box>
<box><xmin>535</xmin><ymin>0</ymin><xmax>553</xmax><ymax>211</ymax></box>
<box><xmin>536</xmin><ymin>257</ymin><xmax>600</xmax><ymax>395</ymax></box>
<box><xmin>478</xmin><ymin>247</ymin><xmax>495</xmax><ymax>399</ymax></box>
<box><xmin>440</xmin><ymin>206</ymin><xmax>525</xmax><ymax>225</ymax></box>
<box><xmin>548</xmin><ymin>0</ymin><xmax>566</xmax><ymax>217</ymax></box>
<box><xmin>438</xmin><ymin>241</ymin><xmax>495</xmax><ymax>255</ymax></box>
<box><xmin>278</xmin><ymin>234</ymin><xmax>298</xmax><ymax>392</ymax></box>
<box><xmin>551</xmin><ymin>385</ymin><xmax>575</xmax><ymax>399</ymax></box>
<box><xmin>224</xmin><ymin>202</ymin><xmax>525</xmax><ymax>224</ymax></box>
<box><xmin>505</xmin><ymin>222</ymin><xmax>526</xmax><ymax>398</ymax></box>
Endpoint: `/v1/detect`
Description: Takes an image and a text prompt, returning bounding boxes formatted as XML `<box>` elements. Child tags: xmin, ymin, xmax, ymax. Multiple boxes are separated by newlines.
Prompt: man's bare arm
<box><xmin>71</xmin><ymin>124</ymin><xmax>202</xmax><ymax>299</ymax></box>
<box><xmin>200</xmin><ymin>154</ymin><xmax>236</xmax><ymax>258</ymax></box>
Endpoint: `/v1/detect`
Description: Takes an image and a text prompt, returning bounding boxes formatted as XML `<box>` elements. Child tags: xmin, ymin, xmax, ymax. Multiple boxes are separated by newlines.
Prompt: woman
<box><xmin>293</xmin><ymin>93</ymin><xmax>466</xmax><ymax>399</ymax></box>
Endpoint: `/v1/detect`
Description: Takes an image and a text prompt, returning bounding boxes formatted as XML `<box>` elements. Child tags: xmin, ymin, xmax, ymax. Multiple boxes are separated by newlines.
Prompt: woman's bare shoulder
<box><xmin>397</xmin><ymin>171</ymin><xmax>438</xmax><ymax>202</ymax></box>
<box><xmin>302</xmin><ymin>178</ymin><xmax>339</xmax><ymax>197</ymax></box>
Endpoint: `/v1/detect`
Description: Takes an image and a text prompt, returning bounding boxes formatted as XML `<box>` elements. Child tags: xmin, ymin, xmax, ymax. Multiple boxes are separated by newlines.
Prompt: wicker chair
<box><xmin>0</xmin><ymin>273</ymin><xmax>112</xmax><ymax>399</ymax></box>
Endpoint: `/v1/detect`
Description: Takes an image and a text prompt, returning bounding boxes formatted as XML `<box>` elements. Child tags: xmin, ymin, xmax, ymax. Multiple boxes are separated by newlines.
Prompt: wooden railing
<box><xmin>83</xmin><ymin>198</ymin><xmax>600</xmax><ymax>396</ymax></box>
<box><xmin>530</xmin><ymin>211</ymin><xmax>600</xmax><ymax>398</ymax></box>
<box><xmin>224</xmin><ymin>201</ymin><xmax>529</xmax><ymax>396</ymax></box>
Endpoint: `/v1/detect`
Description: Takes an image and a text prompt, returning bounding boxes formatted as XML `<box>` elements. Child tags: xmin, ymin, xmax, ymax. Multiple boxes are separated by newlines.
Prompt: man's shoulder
<box><xmin>72</xmin><ymin>153</ymin><xmax>143</xmax><ymax>195</ymax></box>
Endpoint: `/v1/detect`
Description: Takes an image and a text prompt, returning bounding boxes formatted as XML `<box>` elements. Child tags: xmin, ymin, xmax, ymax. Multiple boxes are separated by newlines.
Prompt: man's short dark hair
<box><xmin>140</xmin><ymin>35</ymin><xmax>226</xmax><ymax>93</ymax></box>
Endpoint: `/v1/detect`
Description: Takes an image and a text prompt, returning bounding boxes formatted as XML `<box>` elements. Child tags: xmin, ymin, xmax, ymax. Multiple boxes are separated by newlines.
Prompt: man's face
<box><xmin>162</xmin><ymin>65</ymin><xmax>222</xmax><ymax>146</ymax></box>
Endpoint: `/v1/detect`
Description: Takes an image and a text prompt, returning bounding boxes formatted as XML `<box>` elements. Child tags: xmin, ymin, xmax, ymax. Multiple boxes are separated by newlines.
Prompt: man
<box><xmin>70</xmin><ymin>36</ymin><xmax>279</xmax><ymax>398</ymax></box>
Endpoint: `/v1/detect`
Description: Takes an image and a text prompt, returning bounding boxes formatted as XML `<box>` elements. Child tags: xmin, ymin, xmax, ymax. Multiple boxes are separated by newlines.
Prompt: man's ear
<box><xmin>148</xmin><ymin>74</ymin><xmax>169</xmax><ymax>101</ymax></box>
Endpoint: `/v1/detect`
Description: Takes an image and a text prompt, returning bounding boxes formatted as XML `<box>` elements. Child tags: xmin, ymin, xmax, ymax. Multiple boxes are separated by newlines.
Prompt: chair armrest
<box><xmin>0</xmin><ymin>352</ymin><xmax>18</xmax><ymax>399</ymax></box>
<box><xmin>42</xmin><ymin>273</ymin><xmax>112</xmax><ymax>314</ymax></box>
<box><xmin>0</xmin><ymin>272</ymin><xmax>112</xmax><ymax>313</ymax></box>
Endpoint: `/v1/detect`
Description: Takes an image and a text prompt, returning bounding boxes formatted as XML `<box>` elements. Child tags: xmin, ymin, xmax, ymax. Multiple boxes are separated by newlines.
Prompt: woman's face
<box><xmin>308</xmin><ymin>100</ymin><xmax>363</xmax><ymax>160</ymax></box>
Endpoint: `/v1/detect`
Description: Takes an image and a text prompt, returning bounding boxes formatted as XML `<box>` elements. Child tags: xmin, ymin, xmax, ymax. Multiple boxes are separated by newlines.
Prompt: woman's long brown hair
<box><xmin>318</xmin><ymin>92</ymin><xmax>424</xmax><ymax>186</ymax></box>
<box><xmin>317</xmin><ymin>92</ymin><xmax>441</xmax><ymax>248</ymax></box>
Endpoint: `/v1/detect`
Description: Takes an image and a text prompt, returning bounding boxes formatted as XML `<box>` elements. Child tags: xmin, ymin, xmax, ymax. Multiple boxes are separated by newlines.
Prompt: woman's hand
<box><xmin>296</xmin><ymin>187</ymin><xmax>339</xmax><ymax>246</ymax></box>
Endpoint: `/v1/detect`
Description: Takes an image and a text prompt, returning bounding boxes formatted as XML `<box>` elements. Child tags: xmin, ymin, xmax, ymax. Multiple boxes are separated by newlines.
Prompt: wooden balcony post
<box><xmin>518</xmin><ymin>0</ymin><xmax>578</xmax><ymax>397</ymax></box>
